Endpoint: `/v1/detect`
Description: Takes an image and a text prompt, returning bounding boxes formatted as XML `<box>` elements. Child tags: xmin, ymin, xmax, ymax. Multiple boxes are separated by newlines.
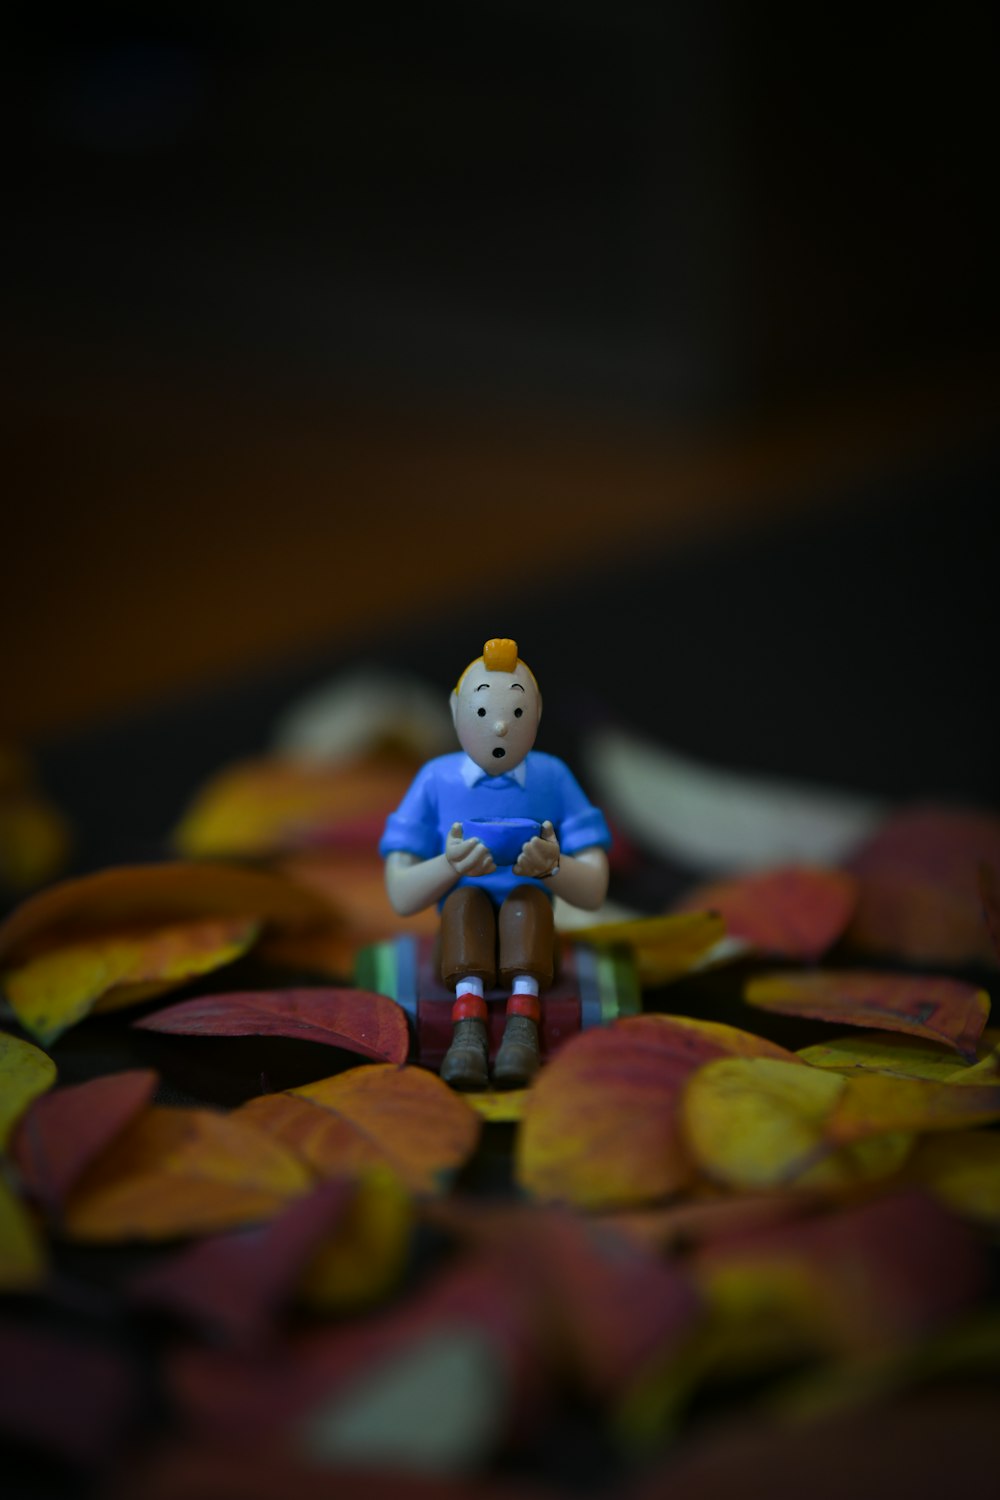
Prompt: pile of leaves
<box><xmin>1</xmin><ymin>737</ymin><xmax>999</xmax><ymax>1500</ymax></box>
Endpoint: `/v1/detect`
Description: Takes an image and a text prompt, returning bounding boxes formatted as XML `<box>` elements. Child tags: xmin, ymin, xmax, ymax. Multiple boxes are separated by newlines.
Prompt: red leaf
<box><xmin>675</xmin><ymin>866</ymin><xmax>858</xmax><ymax>960</ymax></box>
<box><xmin>12</xmin><ymin>1069</ymin><xmax>158</xmax><ymax>1215</ymax></box>
<box><xmin>746</xmin><ymin>969</ymin><xmax>990</xmax><ymax>1059</ymax></box>
<box><xmin>0</xmin><ymin>1320</ymin><xmax>137</xmax><ymax>1466</ymax></box>
<box><xmin>129</xmin><ymin>1179</ymin><xmax>355</xmax><ymax>1347</ymax></box>
<box><xmin>134</xmin><ymin>988</ymin><xmax>410</xmax><ymax>1063</ymax></box>
<box><xmin>846</xmin><ymin>804</ymin><xmax>1000</xmax><ymax>966</ymax></box>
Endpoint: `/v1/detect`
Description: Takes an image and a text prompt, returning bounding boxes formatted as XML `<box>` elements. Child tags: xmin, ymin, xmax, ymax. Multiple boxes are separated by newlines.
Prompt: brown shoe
<box><xmin>441</xmin><ymin>1017</ymin><xmax>490</xmax><ymax>1091</ymax></box>
<box><xmin>493</xmin><ymin>1015</ymin><xmax>540</xmax><ymax>1088</ymax></box>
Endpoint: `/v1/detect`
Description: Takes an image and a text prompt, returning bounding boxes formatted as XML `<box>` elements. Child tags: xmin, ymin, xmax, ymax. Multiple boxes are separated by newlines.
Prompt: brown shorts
<box><xmin>439</xmin><ymin>883</ymin><xmax>554</xmax><ymax>991</ymax></box>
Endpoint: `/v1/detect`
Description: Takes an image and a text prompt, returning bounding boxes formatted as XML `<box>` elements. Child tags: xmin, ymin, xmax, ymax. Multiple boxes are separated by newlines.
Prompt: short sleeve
<box><xmin>378</xmin><ymin>765</ymin><xmax>442</xmax><ymax>862</ymax></box>
<box><xmin>554</xmin><ymin>763</ymin><xmax>612</xmax><ymax>855</ymax></box>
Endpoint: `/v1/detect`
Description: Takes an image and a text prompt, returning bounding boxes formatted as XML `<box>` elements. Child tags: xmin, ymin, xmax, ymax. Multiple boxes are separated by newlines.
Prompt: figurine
<box><xmin>380</xmin><ymin>638</ymin><xmax>611</xmax><ymax>1089</ymax></box>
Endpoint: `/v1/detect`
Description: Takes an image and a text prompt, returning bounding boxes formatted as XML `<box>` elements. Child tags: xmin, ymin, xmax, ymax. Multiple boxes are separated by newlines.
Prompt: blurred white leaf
<box><xmin>585</xmin><ymin>728</ymin><xmax>884</xmax><ymax>875</ymax></box>
<box><xmin>272</xmin><ymin>671</ymin><xmax>454</xmax><ymax>764</ymax></box>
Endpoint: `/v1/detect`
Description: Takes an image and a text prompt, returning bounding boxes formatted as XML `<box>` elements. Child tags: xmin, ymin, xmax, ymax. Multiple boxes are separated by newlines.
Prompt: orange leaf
<box><xmin>675</xmin><ymin>866</ymin><xmax>857</xmax><ymax>959</ymax></box>
<box><xmin>236</xmin><ymin>1065</ymin><xmax>480</xmax><ymax>1196</ymax></box>
<box><xmin>13</xmin><ymin>1069</ymin><xmax>158</xmax><ymax>1215</ymax></box>
<box><xmin>4</xmin><ymin>917</ymin><xmax>260</xmax><ymax>1045</ymax></box>
<box><xmin>516</xmin><ymin>1015</ymin><xmax>798</xmax><ymax>1210</ymax></box>
<box><xmin>746</xmin><ymin>969</ymin><xmax>991</xmax><ymax>1060</ymax></box>
<box><xmin>173</xmin><ymin>754</ymin><xmax>420</xmax><ymax>859</ymax></box>
<box><xmin>135</xmin><ymin>987</ymin><xmax>410</xmax><ymax>1063</ymax></box>
<box><xmin>846</xmin><ymin>804</ymin><xmax>1000</xmax><ymax>967</ymax></box>
<box><xmin>63</xmin><ymin>1105</ymin><xmax>312</xmax><ymax>1241</ymax></box>
<box><xmin>0</xmin><ymin>861</ymin><xmax>333</xmax><ymax>968</ymax></box>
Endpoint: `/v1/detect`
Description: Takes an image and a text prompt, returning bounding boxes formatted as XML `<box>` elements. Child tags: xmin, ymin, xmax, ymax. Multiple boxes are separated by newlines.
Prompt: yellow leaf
<box><xmin>0</xmin><ymin>1031</ymin><xmax>57</xmax><ymax>1150</ymax></box>
<box><xmin>63</xmin><ymin>1106</ymin><xmax>312</xmax><ymax>1241</ymax></box>
<box><xmin>907</xmin><ymin>1132</ymin><xmax>1000</xmax><ymax>1225</ymax></box>
<box><xmin>4</xmin><ymin>918</ymin><xmax>260</xmax><ymax>1044</ymax></box>
<box><xmin>799</xmin><ymin>1028</ymin><xmax>1000</xmax><ymax>1083</ymax></box>
<box><xmin>682</xmin><ymin>1057</ymin><xmax>913</xmax><ymax>1191</ymax></box>
<box><xmin>573</xmin><ymin>911</ymin><xmax>727</xmax><ymax>986</ymax></box>
<box><xmin>237</xmin><ymin>1065</ymin><xmax>480</xmax><ymax>1196</ymax></box>
<box><xmin>298</xmin><ymin>1170</ymin><xmax>413</xmax><ymax>1312</ymax></box>
<box><xmin>0</xmin><ymin>1174</ymin><xmax>46</xmax><ymax>1289</ymax></box>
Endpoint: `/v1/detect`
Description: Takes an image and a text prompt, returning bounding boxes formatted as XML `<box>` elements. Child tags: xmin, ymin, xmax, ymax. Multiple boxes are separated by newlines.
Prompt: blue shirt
<box><xmin>379</xmin><ymin>750</ymin><xmax>611</xmax><ymax>907</ymax></box>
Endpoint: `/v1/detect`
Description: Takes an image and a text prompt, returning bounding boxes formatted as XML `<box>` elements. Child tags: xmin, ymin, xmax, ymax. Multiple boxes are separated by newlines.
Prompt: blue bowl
<box><xmin>461</xmin><ymin>817</ymin><xmax>541</xmax><ymax>866</ymax></box>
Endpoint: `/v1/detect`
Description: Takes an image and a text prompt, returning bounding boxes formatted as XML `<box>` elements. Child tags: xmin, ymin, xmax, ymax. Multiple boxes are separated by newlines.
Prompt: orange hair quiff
<box><xmin>454</xmin><ymin>638</ymin><xmax>538</xmax><ymax>693</ymax></box>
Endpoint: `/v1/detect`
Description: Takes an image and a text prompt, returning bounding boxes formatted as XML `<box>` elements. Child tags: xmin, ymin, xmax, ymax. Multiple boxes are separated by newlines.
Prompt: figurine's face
<box><xmin>451</xmin><ymin>662</ymin><xmax>541</xmax><ymax>774</ymax></box>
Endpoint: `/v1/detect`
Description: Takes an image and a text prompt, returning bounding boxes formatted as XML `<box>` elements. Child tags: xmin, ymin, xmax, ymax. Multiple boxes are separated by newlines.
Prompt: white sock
<box><xmin>511</xmin><ymin>975</ymin><xmax>539</xmax><ymax>997</ymax></box>
<box><xmin>455</xmin><ymin>976</ymin><xmax>484</xmax><ymax>1000</ymax></box>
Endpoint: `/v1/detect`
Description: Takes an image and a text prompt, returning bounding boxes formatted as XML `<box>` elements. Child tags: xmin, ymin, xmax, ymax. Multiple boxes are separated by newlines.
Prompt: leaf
<box><xmin>63</xmin><ymin>1105</ymin><xmax>312</xmax><ymax>1241</ymax></box>
<box><xmin>745</xmin><ymin>969</ymin><xmax>990</xmax><ymax>1060</ymax></box>
<box><xmin>135</xmin><ymin>987</ymin><xmax>410</xmax><ymax>1063</ymax></box>
<box><xmin>13</xmin><ymin>1069</ymin><xmax>159</xmax><ymax>1215</ymax></box>
<box><xmin>674</xmin><ymin>866</ymin><xmax>857</xmax><ymax>960</ymax></box>
<box><xmin>173</xmin><ymin>754</ymin><xmax>420</xmax><ymax>858</ymax></box>
<box><xmin>846</xmin><ymin>803</ymin><xmax>1000</xmax><ymax>966</ymax></box>
<box><xmin>0</xmin><ymin>1030</ymin><xmax>56</xmax><ymax>1149</ymax></box>
<box><xmin>906</xmin><ymin>1130</ymin><xmax>1000</xmax><ymax>1226</ymax></box>
<box><xmin>828</xmin><ymin>1072</ymin><xmax>1000</xmax><ymax>1144</ymax></box>
<box><xmin>0</xmin><ymin>1175</ymin><xmax>46</xmax><ymax>1290</ymax></box>
<box><xmin>572</xmin><ymin>911</ymin><xmax>729</xmax><ymax>985</ymax></box>
<box><xmin>583</xmin><ymin>727</ymin><xmax>884</xmax><ymax>873</ymax></box>
<box><xmin>0</xmin><ymin>860</ymin><xmax>333</xmax><ymax>968</ymax></box>
<box><xmin>682</xmin><ymin>1057</ymin><xmax>914</xmax><ymax>1191</ymax></box>
<box><xmin>236</xmin><ymin>1065</ymin><xmax>480</xmax><ymax>1196</ymax></box>
<box><xmin>0</xmin><ymin>744</ymin><xmax>71</xmax><ymax>892</ymax></box>
<box><xmin>129</xmin><ymin>1179</ymin><xmax>356</xmax><ymax>1346</ymax></box>
<box><xmin>693</xmin><ymin>1191</ymin><xmax>987</xmax><ymax>1360</ymax></box>
<box><xmin>798</xmin><ymin>1027</ymin><xmax>1000</xmax><ymax>1083</ymax></box>
<box><xmin>0</xmin><ymin>1321</ymin><xmax>136</xmax><ymax>1466</ymax></box>
<box><xmin>276</xmin><ymin>848</ymin><xmax>441</xmax><ymax>941</ymax></box>
<box><xmin>5</xmin><ymin>917</ymin><xmax>260</xmax><ymax>1045</ymax></box>
<box><xmin>516</xmin><ymin>1015</ymin><xmax>798</xmax><ymax>1210</ymax></box>
<box><xmin>298</xmin><ymin>1169</ymin><xmax>413</xmax><ymax>1314</ymax></box>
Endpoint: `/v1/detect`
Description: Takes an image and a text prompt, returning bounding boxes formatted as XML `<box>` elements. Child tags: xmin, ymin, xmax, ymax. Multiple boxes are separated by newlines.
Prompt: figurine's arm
<box><xmin>385</xmin><ymin>824</ymin><xmax>495</xmax><ymax>916</ymax></box>
<box><xmin>514</xmin><ymin>822</ymin><xmax>609</xmax><ymax>911</ymax></box>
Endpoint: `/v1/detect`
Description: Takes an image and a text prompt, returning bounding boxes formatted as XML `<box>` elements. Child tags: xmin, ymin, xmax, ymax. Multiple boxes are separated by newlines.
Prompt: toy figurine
<box><xmin>380</xmin><ymin>639</ymin><xmax>611</xmax><ymax>1089</ymax></box>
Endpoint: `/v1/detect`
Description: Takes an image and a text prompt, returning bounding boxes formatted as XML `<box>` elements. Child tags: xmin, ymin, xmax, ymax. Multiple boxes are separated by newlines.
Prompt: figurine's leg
<box><xmin>439</xmin><ymin>886</ymin><xmax>496</xmax><ymax>1090</ymax></box>
<box><xmin>493</xmin><ymin>884</ymin><xmax>553</xmax><ymax>1087</ymax></box>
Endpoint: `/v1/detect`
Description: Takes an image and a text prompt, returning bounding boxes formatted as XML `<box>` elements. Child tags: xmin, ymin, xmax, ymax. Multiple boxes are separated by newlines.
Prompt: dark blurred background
<box><xmin>4</xmin><ymin>3</ymin><xmax>998</xmax><ymax>805</ymax></box>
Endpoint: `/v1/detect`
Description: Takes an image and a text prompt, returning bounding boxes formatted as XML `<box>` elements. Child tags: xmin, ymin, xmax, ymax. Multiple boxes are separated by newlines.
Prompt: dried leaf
<box><xmin>573</xmin><ymin>910</ymin><xmax>728</xmax><ymax>985</ymax></box>
<box><xmin>135</xmin><ymin>987</ymin><xmax>410</xmax><ymax>1063</ymax></box>
<box><xmin>5</xmin><ymin>917</ymin><xmax>260</xmax><ymax>1045</ymax></box>
<box><xmin>682</xmin><ymin>1057</ymin><xmax>913</xmax><ymax>1191</ymax></box>
<box><xmin>173</xmin><ymin>754</ymin><xmax>419</xmax><ymax>858</ymax></box>
<box><xmin>746</xmin><ymin>969</ymin><xmax>990</xmax><ymax>1060</ymax></box>
<box><xmin>130</xmin><ymin>1179</ymin><xmax>356</xmax><ymax>1345</ymax></box>
<box><xmin>517</xmin><ymin>1015</ymin><xmax>798</xmax><ymax>1210</ymax></box>
<box><xmin>277</xmin><ymin>849</ymin><xmax>440</xmax><ymax>941</ymax></box>
<box><xmin>0</xmin><ymin>1175</ymin><xmax>46</xmax><ymax>1290</ymax></box>
<box><xmin>0</xmin><ymin>1321</ymin><xmax>136</xmax><ymax>1465</ymax></box>
<box><xmin>237</xmin><ymin>1065</ymin><xmax>480</xmax><ymax>1196</ymax></box>
<box><xmin>906</xmin><ymin>1130</ymin><xmax>1000</xmax><ymax>1225</ymax></box>
<box><xmin>0</xmin><ymin>1030</ymin><xmax>56</xmax><ymax>1149</ymax></box>
<box><xmin>584</xmin><ymin>728</ymin><xmax>883</xmax><ymax>872</ymax></box>
<box><xmin>798</xmin><ymin>1028</ymin><xmax>1000</xmax><ymax>1083</ymax></box>
<box><xmin>0</xmin><ymin>860</ymin><xmax>332</xmax><ymax>968</ymax></box>
<box><xmin>63</xmin><ymin>1105</ymin><xmax>312</xmax><ymax>1241</ymax></box>
<box><xmin>693</xmin><ymin>1191</ymin><xmax>987</xmax><ymax>1359</ymax></box>
<box><xmin>675</xmin><ymin>866</ymin><xmax>857</xmax><ymax>960</ymax></box>
<box><xmin>13</xmin><ymin>1069</ymin><xmax>158</xmax><ymax>1214</ymax></box>
<box><xmin>846</xmin><ymin>803</ymin><xmax>1000</xmax><ymax>966</ymax></box>
<box><xmin>298</xmin><ymin>1169</ymin><xmax>413</xmax><ymax>1313</ymax></box>
<box><xmin>828</xmin><ymin>1072</ymin><xmax>1000</xmax><ymax>1144</ymax></box>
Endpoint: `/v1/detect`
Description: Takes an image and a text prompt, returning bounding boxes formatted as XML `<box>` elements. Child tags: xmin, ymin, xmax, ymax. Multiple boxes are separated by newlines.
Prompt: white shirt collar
<box><xmin>459</xmin><ymin>753</ymin><xmax>528</xmax><ymax>788</ymax></box>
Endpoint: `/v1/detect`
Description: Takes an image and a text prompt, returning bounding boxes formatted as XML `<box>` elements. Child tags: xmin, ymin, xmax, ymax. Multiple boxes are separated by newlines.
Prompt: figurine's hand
<box><xmin>445</xmin><ymin>822</ymin><xmax>496</xmax><ymax>877</ymax></box>
<box><xmin>513</xmin><ymin>821</ymin><xmax>561</xmax><ymax>878</ymax></box>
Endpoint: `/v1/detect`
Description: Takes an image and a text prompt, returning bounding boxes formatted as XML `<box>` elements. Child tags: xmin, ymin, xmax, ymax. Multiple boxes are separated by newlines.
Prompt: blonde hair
<box><xmin>454</xmin><ymin>638</ymin><xmax>538</xmax><ymax>693</ymax></box>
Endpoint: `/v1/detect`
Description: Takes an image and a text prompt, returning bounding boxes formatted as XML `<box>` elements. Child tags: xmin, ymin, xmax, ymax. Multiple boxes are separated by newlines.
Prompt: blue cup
<box><xmin>461</xmin><ymin>817</ymin><xmax>542</xmax><ymax>866</ymax></box>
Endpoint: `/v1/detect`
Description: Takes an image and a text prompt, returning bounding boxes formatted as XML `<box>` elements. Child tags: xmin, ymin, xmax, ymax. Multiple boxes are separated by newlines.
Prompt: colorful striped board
<box><xmin>355</xmin><ymin>934</ymin><xmax>640</xmax><ymax>1067</ymax></box>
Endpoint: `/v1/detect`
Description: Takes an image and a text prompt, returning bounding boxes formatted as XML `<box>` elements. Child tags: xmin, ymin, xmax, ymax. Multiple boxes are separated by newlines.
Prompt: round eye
<box><xmin>477</xmin><ymin>707</ymin><xmax>486</xmax><ymax>717</ymax></box>
<box><xmin>514</xmin><ymin>707</ymin><xmax>523</xmax><ymax>718</ymax></box>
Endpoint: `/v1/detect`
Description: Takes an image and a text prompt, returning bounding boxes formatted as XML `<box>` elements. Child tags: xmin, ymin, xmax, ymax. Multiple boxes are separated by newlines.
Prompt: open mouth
<box><xmin>492</xmin><ymin>747</ymin><xmax>506</xmax><ymax>759</ymax></box>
